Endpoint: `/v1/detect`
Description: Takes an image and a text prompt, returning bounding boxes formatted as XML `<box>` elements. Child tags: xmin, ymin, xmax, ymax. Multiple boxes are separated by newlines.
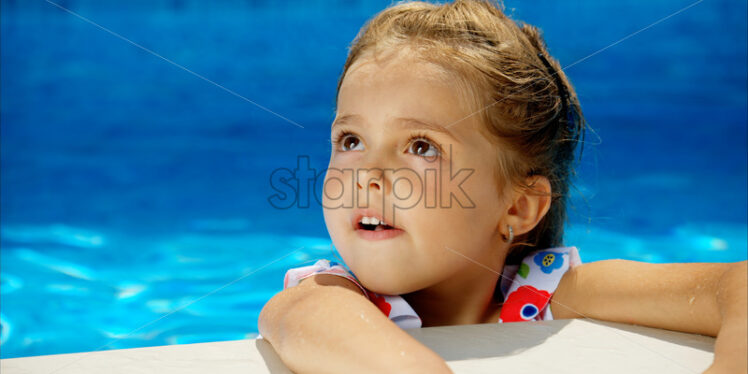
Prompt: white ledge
<box><xmin>1</xmin><ymin>318</ymin><xmax>715</xmax><ymax>374</ymax></box>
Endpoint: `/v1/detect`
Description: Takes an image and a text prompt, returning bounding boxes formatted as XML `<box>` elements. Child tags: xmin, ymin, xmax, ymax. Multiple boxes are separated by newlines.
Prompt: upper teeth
<box><xmin>361</xmin><ymin>216</ymin><xmax>382</xmax><ymax>225</ymax></box>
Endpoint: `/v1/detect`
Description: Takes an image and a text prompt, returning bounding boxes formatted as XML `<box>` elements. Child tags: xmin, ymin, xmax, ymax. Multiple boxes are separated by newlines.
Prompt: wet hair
<box><xmin>334</xmin><ymin>0</ymin><xmax>587</xmax><ymax>301</ymax></box>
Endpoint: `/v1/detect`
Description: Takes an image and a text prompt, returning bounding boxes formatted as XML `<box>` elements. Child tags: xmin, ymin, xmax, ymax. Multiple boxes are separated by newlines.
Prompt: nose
<box><xmin>357</xmin><ymin>168</ymin><xmax>383</xmax><ymax>192</ymax></box>
<box><xmin>355</xmin><ymin>150</ymin><xmax>395</xmax><ymax>203</ymax></box>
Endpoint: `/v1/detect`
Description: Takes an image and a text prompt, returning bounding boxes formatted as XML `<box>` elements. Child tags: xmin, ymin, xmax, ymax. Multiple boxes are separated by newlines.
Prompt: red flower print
<box><xmin>366</xmin><ymin>290</ymin><xmax>392</xmax><ymax>317</ymax></box>
<box><xmin>499</xmin><ymin>285</ymin><xmax>551</xmax><ymax>323</ymax></box>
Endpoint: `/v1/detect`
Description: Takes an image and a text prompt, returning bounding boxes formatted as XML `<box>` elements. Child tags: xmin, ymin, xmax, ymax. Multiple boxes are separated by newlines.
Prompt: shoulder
<box><xmin>510</xmin><ymin>246</ymin><xmax>582</xmax><ymax>286</ymax></box>
<box><xmin>499</xmin><ymin>246</ymin><xmax>582</xmax><ymax>322</ymax></box>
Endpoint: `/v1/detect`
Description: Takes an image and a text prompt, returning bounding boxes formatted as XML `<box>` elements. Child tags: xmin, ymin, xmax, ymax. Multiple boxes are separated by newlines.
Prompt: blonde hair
<box><xmin>335</xmin><ymin>0</ymin><xmax>587</xmax><ymax>292</ymax></box>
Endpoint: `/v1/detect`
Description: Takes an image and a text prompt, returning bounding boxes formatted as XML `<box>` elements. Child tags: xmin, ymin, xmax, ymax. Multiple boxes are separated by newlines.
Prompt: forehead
<box><xmin>343</xmin><ymin>48</ymin><xmax>452</xmax><ymax>89</ymax></box>
<box><xmin>337</xmin><ymin>48</ymin><xmax>478</xmax><ymax>129</ymax></box>
<box><xmin>335</xmin><ymin>48</ymin><xmax>501</xmax><ymax>178</ymax></box>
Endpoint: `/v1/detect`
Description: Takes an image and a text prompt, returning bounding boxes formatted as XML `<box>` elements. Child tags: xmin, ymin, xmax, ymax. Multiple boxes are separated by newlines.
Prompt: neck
<box><xmin>401</xmin><ymin>247</ymin><xmax>507</xmax><ymax>327</ymax></box>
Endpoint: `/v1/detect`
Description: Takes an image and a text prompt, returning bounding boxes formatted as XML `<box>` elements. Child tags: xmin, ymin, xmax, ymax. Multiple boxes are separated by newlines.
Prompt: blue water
<box><xmin>1</xmin><ymin>0</ymin><xmax>746</xmax><ymax>358</ymax></box>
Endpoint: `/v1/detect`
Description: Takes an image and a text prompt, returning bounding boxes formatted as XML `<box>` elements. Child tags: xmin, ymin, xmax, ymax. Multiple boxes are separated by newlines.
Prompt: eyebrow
<box><xmin>332</xmin><ymin>114</ymin><xmax>459</xmax><ymax>142</ymax></box>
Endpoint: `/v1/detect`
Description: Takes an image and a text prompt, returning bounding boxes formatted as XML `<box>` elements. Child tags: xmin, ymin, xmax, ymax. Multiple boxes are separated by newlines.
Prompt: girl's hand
<box><xmin>704</xmin><ymin>261</ymin><xmax>747</xmax><ymax>374</ymax></box>
<box><xmin>551</xmin><ymin>259</ymin><xmax>747</xmax><ymax>374</ymax></box>
<box><xmin>259</xmin><ymin>274</ymin><xmax>453</xmax><ymax>374</ymax></box>
<box><xmin>702</xmin><ymin>318</ymin><xmax>747</xmax><ymax>374</ymax></box>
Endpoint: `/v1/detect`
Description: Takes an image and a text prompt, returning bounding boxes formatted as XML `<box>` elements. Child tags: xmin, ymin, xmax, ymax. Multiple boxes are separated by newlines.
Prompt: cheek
<box><xmin>412</xmin><ymin>163</ymin><xmax>502</xmax><ymax>245</ymax></box>
<box><xmin>321</xmin><ymin>170</ymin><xmax>354</xmax><ymax>239</ymax></box>
<box><xmin>321</xmin><ymin>173</ymin><xmax>346</xmax><ymax>206</ymax></box>
<box><xmin>321</xmin><ymin>162</ymin><xmax>358</xmax><ymax>208</ymax></box>
<box><xmin>458</xmin><ymin>168</ymin><xmax>504</xmax><ymax>234</ymax></box>
<box><xmin>388</xmin><ymin>167</ymin><xmax>426</xmax><ymax>211</ymax></box>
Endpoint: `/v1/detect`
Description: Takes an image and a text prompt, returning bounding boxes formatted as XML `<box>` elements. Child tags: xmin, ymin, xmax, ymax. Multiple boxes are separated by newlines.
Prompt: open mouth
<box><xmin>351</xmin><ymin>211</ymin><xmax>404</xmax><ymax>240</ymax></box>
<box><xmin>357</xmin><ymin>216</ymin><xmax>395</xmax><ymax>231</ymax></box>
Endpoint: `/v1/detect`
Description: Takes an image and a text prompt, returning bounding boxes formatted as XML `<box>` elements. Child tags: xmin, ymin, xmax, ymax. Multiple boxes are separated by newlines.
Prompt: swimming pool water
<box><xmin>1</xmin><ymin>0</ymin><xmax>746</xmax><ymax>358</ymax></box>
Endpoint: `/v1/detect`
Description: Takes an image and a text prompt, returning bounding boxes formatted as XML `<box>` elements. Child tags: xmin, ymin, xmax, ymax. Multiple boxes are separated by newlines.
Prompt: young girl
<box><xmin>258</xmin><ymin>1</ymin><xmax>747</xmax><ymax>373</ymax></box>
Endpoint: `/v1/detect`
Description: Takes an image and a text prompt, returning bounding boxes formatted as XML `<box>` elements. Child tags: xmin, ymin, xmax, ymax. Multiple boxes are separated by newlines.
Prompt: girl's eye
<box><xmin>337</xmin><ymin>133</ymin><xmax>364</xmax><ymax>151</ymax></box>
<box><xmin>408</xmin><ymin>138</ymin><xmax>440</xmax><ymax>158</ymax></box>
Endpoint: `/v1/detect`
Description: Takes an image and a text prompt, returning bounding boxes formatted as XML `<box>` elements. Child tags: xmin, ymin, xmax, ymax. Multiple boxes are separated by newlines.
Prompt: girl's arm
<box><xmin>551</xmin><ymin>259</ymin><xmax>747</xmax><ymax>373</ymax></box>
<box><xmin>258</xmin><ymin>274</ymin><xmax>453</xmax><ymax>374</ymax></box>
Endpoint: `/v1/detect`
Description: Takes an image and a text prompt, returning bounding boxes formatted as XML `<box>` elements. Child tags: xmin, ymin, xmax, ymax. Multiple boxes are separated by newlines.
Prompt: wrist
<box><xmin>715</xmin><ymin>261</ymin><xmax>747</xmax><ymax>323</ymax></box>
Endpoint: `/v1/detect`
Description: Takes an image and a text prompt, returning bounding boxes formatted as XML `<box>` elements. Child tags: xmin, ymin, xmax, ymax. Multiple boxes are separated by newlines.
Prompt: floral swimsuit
<box><xmin>283</xmin><ymin>246</ymin><xmax>582</xmax><ymax>328</ymax></box>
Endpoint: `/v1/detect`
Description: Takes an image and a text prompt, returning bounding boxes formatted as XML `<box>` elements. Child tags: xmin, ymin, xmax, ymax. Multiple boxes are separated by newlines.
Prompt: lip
<box><xmin>351</xmin><ymin>208</ymin><xmax>405</xmax><ymax>241</ymax></box>
<box><xmin>355</xmin><ymin>227</ymin><xmax>405</xmax><ymax>240</ymax></box>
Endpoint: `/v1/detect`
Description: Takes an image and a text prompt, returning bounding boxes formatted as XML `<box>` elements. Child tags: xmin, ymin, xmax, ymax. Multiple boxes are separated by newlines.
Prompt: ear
<box><xmin>501</xmin><ymin>175</ymin><xmax>552</xmax><ymax>238</ymax></box>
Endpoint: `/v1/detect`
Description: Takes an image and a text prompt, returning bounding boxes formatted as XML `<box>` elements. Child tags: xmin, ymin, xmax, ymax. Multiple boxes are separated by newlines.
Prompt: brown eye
<box><xmin>408</xmin><ymin>139</ymin><xmax>438</xmax><ymax>157</ymax></box>
<box><xmin>340</xmin><ymin>134</ymin><xmax>364</xmax><ymax>151</ymax></box>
